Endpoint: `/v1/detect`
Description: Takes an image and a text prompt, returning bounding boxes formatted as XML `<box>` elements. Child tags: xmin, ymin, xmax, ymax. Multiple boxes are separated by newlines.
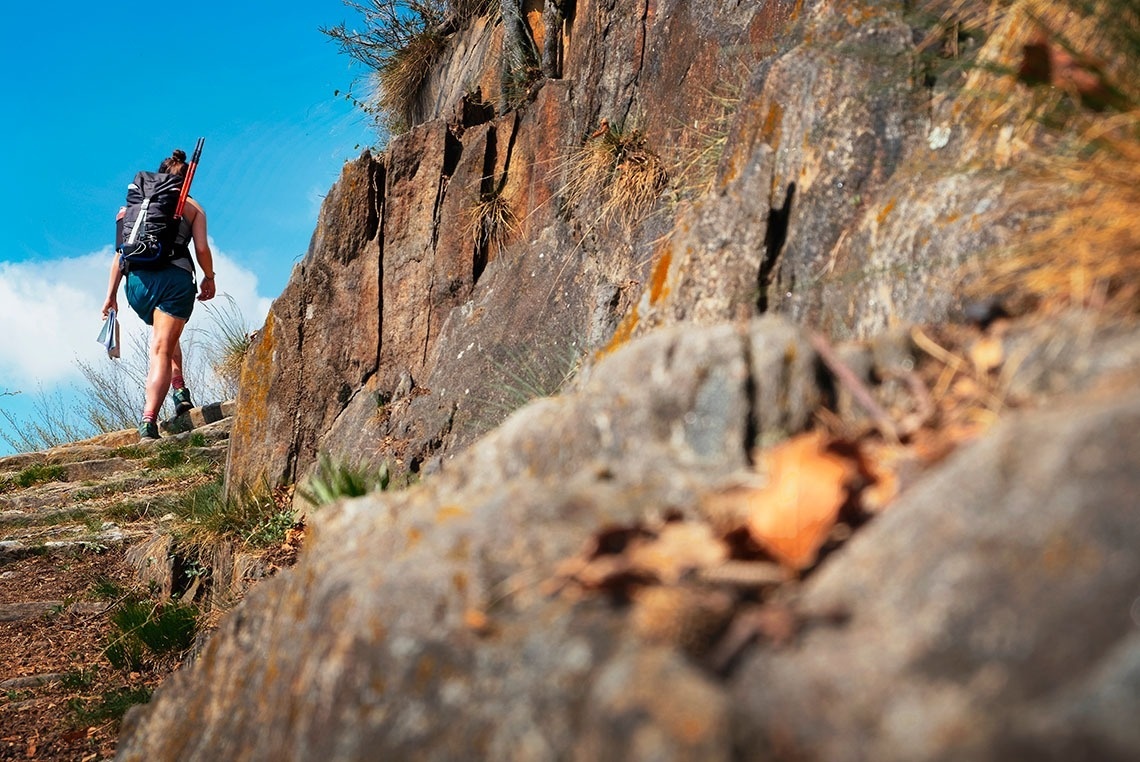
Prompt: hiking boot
<box><xmin>172</xmin><ymin>387</ymin><xmax>193</xmax><ymax>416</ymax></box>
<box><xmin>138</xmin><ymin>420</ymin><xmax>160</xmax><ymax>440</ymax></box>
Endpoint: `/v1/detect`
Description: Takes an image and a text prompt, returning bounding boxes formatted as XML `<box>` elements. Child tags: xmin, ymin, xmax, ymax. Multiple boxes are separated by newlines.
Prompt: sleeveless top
<box><xmin>170</xmin><ymin>217</ymin><xmax>195</xmax><ymax>274</ymax></box>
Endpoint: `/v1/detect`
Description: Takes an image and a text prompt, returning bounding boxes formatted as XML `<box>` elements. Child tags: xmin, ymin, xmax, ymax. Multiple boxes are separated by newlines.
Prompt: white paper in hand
<box><xmin>97</xmin><ymin>309</ymin><xmax>121</xmax><ymax>359</ymax></box>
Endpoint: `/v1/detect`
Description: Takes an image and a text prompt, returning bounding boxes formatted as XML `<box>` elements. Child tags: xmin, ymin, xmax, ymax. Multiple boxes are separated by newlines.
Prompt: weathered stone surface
<box><xmin>61</xmin><ymin>457</ymin><xmax>138</xmax><ymax>483</ymax></box>
<box><xmin>230</xmin><ymin>0</ymin><xmax>811</xmax><ymax>491</ymax></box>
<box><xmin>119</xmin><ymin>315</ymin><xmax>1140</xmax><ymax>760</ymax></box>
<box><xmin>0</xmin><ymin>601</ymin><xmax>109</xmax><ymax>623</ymax></box>
<box><xmin>117</xmin><ymin>317</ymin><xmax>822</xmax><ymax>761</ymax></box>
<box><xmin>120</xmin><ymin>0</ymin><xmax>1140</xmax><ymax>757</ymax></box>
<box><xmin>44</xmin><ymin>444</ymin><xmax>121</xmax><ymax>465</ymax></box>
<box><xmin>64</xmin><ymin>428</ymin><xmax>142</xmax><ymax>450</ymax></box>
<box><xmin>731</xmin><ymin>387</ymin><xmax>1140</xmax><ymax>761</ymax></box>
<box><xmin>226</xmin><ymin>154</ymin><xmax>381</xmax><ymax>490</ymax></box>
<box><xmin>0</xmin><ymin>452</ymin><xmax>44</xmax><ymax>473</ymax></box>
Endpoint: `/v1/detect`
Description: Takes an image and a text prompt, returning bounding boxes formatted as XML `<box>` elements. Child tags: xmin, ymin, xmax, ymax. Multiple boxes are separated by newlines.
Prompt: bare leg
<box><xmin>144</xmin><ymin>310</ymin><xmax>187</xmax><ymax>419</ymax></box>
<box><xmin>171</xmin><ymin>340</ymin><xmax>185</xmax><ymax>386</ymax></box>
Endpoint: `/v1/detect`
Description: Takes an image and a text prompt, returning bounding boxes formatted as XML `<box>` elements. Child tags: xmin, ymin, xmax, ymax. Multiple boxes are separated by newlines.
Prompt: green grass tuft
<box><xmin>68</xmin><ymin>685</ymin><xmax>151</xmax><ymax>728</ymax></box>
<box><xmin>1</xmin><ymin>462</ymin><xmax>66</xmax><ymax>492</ymax></box>
<box><xmin>104</xmin><ymin>599</ymin><xmax>197</xmax><ymax>671</ymax></box>
<box><xmin>298</xmin><ymin>452</ymin><xmax>390</xmax><ymax>508</ymax></box>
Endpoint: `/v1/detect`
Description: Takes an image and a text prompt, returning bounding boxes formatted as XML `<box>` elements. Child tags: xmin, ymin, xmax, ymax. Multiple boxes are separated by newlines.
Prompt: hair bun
<box><xmin>171</xmin><ymin>149</ymin><xmax>187</xmax><ymax>163</ymax></box>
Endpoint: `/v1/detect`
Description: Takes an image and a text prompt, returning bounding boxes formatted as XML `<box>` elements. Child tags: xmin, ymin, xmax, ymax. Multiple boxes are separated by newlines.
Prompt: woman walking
<box><xmin>102</xmin><ymin>149</ymin><xmax>216</xmax><ymax>439</ymax></box>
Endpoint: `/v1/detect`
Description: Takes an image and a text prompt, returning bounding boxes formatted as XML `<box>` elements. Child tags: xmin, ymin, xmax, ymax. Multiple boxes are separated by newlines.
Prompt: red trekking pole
<box><xmin>174</xmin><ymin>137</ymin><xmax>205</xmax><ymax>220</ymax></box>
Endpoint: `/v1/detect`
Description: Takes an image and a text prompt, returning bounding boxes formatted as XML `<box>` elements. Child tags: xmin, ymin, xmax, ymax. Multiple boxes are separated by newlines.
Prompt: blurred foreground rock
<box><xmin>118</xmin><ymin>316</ymin><xmax>1140</xmax><ymax>760</ymax></box>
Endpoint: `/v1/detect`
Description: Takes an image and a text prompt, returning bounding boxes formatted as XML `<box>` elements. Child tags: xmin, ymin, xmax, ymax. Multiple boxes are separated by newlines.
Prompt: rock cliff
<box><xmin>123</xmin><ymin>0</ymin><xmax>1140</xmax><ymax>759</ymax></box>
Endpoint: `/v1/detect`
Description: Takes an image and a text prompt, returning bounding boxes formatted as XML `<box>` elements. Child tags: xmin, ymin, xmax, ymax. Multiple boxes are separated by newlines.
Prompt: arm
<box><xmin>103</xmin><ymin>209</ymin><xmax>125</xmax><ymax>318</ymax></box>
<box><xmin>185</xmin><ymin>199</ymin><xmax>216</xmax><ymax>302</ymax></box>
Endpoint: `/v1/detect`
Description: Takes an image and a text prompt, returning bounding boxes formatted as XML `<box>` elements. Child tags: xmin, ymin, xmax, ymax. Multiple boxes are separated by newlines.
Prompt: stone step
<box><xmin>186</xmin><ymin>444</ymin><xmax>229</xmax><ymax>466</ymax></box>
<box><xmin>0</xmin><ymin>460</ymin><xmax>150</xmax><ymax>513</ymax></box>
<box><xmin>0</xmin><ymin>399</ymin><xmax>235</xmax><ymax>476</ymax></box>
<box><xmin>0</xmin><ymin>672</ymin><xmax>66</xmax><ymax>689</ymax></box>
<box><xmin>161</xmin><ymin>400</ymin><xmax>237</xmax><ymax>434</ymax></box>
<box><xmin>0</xmin><ymin>505</ymin><xmax>101</xmax><ymax>529</ymax></box>
<box><xmin>0</xmin><ymin>526</ymin><xmax>140</xmax><ymax>564</ymax></box>
<box><xmin>0</xmin><ymin>600</ymin><xmax>110</xmax><ymax>623</ymax></box>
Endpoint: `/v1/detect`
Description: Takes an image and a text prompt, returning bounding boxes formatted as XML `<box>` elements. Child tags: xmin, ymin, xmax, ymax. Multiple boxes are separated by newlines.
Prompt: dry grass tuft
<box><xmin>930</xmin><ymin>0</ymin><xmax>1138</xmax><ymax>153</ymax></box>
<box><xmin>939</xmin><ymin>0</ymin><xmax>1140</xmax><ymax>313</ymax></box>
<box><xmin>377</xmin><ymin>28</ymin><xmax>448</xmax><ymax>134</ymax></box>
<box><xmin>970</xmin><ymin>117</ymin><xmax>1140</xmax><ymax>312</ymax></box>
<box><xmin>670</xmin><ymin>88</ymin><xmax>740</xmax><ymax>199</ymax></box>
<box><xmin>465</xmin><ymin>189</ymin><xmax>519</xmax><ymax>254</ymax></box>
<box><xmin>561</xmin><ymin>123</ymin><xmax>669</xmax><ymax>225</ymax></box>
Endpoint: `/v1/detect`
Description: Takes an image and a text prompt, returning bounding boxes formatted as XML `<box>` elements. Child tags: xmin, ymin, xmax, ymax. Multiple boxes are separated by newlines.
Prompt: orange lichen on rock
<box><xmin>876</xmin><ymin>196</ymin><xmax>897</xmax><ymax>226</ymax></box>
<box><xmin>648</xmin><ymin>248</ymin><xmax>673</xmax><ymax>305</ymax></box>
<box><xmin>598</xmin><ymin>303</ymin><xmax>640</xmax><ymax>359</ymax></box>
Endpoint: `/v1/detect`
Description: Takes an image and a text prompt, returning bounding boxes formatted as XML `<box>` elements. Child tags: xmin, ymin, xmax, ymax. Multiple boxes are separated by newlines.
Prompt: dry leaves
<box><xmin>710</xmin><ymin>431</ymin><xmax>860</xmax><ymax>571</ymax></box>
<box><xmin>547</xmin><ymin>316</ymin><xmax>1037</xmax><ymax>666</ymax></box>
<box><xmin>548</xmin><ymin>519</ymin><xmax>732</xmax><ymax>596</ymax></box>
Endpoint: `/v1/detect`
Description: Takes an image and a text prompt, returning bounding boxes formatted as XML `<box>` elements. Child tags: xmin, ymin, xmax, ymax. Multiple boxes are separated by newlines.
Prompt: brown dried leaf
<box><xmin>626</xmin><ymin>522</ymin><xmax>729</xmax><ymax>584</ymax></box>
<box><xmin>719</xmin><ymin>431</ymin><xmax>857</xmax><ymax>570</ymax></box>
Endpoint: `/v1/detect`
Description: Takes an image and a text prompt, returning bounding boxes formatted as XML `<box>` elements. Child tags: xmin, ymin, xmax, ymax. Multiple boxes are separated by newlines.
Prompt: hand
<box><xmin>102</xmin><ymin>296</ymin><xmax>117</xmax><ymax>318</ymax></box>
<box><xmin>197</xmin><ymin>276</ymin><xmax>216</xmax><ymax>302</ymax></box>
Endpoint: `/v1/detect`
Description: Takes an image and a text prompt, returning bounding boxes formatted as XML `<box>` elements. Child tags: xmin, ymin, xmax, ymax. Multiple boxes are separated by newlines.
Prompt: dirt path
<box><xmin>0</xmin><ymin>404</ymin><xmax>294</xmax><ymax>761</ymax></box>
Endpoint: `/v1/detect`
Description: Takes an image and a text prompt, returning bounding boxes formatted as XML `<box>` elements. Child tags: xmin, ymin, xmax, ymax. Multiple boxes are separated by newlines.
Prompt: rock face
<box><xmin>122</xmin><ymin>0</ymin><xmax>1140</xmax><ymax>759</ymax></box>
<box><xmin>227</xmin><ymin>0</ymin><xmax>1031</xmax><ymax>490</ymax></box>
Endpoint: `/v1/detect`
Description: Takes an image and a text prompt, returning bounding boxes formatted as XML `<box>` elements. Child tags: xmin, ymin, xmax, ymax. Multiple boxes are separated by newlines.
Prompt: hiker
<box><xmin>101</xmin><ymin>148</ymin><xmax>216</xmax><ymax>440</ymax></box>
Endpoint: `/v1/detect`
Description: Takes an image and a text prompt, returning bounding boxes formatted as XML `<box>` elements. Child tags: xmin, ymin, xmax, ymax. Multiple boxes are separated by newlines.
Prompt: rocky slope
<box><xmin>118</xmin><ymin>0</ymin><xmax>1140</xmax><ymax>759</ymax></box>
<box><xmin>0</xmin><ymin>405</ymin><xmax>245</xmax><ymax>760</ymax></box>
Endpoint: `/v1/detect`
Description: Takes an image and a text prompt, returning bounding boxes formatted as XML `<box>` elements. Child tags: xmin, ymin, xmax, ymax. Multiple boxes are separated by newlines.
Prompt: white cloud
<box><xmin>0</xmin><ymin>243</ymin><xmax>272</xmax><ymax>391</ymax></box>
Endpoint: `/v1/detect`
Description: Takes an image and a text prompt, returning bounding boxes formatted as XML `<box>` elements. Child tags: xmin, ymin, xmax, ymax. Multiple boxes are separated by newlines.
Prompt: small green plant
<box><xmin>167</xmin><ymin>477</ymin><xmax>297</xmax><ymax>550</ymax></box>
<box><xmin>1</xmin><ymin>462</ymin><xmax>67</xmax><ymax>491</ymax></box>
<box><xmin>68</xmin><ymin>685</ymin><xmax>152</xmax><ymax>728</ymax></box>
<box><xmin>298</xmin><ymin>452</ymin><xmax>391</xmax><ymax>507</ymax></box>
<box><xmin>111</xmin><ymin>444</ymin><xmax>148</xmax><ymax>459</ymax></box>
<box><xmin>103</xmin><ymin>497</ymin><xmax>153</xmax><ymax>523</ymax></box>
<box><xmin>60</xmin><ymin>666</ymin><xmax>99</xmax><ymax>690</ymax></box>
<box><xmin>246</xmin><ymin>509</ymin><xmax>297</xmax><ymax>548</ymax></box>
<box><xmin>90</xmin><ymin>577</ymin><xmax>127</xmax><ymax>601</ymax></box>
<box><xmin>476</xmin><ymin>339</ymin><xmax>582</xmax><ymax>427</ymax></box>
<box><xmin>104</xmin><ymin>599</ymin><xmax>198</xmax><ymax>671</ymax></box>
<box><xmin>147</xmin><ymin>439</ymin><xmax>191</xmax><ymax>470</ymax></box>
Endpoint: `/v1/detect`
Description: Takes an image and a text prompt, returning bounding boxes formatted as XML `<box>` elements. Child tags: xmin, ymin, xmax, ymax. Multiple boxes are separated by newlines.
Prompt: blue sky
<box><xmin>0</xmin><ymin>2</ymin><xmax>378</xmax><ymax>451</ymax></box>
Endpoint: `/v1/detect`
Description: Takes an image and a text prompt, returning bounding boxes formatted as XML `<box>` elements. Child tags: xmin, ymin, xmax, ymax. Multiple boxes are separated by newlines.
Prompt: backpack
<box><xmin>116</xmin><ymin>171</ymin><xmax>185</xmax><ymax>272</ymax></box>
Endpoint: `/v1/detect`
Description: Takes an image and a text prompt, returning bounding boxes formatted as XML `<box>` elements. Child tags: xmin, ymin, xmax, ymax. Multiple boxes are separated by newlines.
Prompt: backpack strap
<box><xmin>126</xmin><ymin>190</ymin><xmax>150</xmax><ymax>245</ymax></box>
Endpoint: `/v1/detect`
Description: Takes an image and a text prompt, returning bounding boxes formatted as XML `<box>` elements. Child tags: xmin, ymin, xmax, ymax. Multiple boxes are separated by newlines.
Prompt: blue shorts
<box><xmin>125</xmin><ymin>267</ymin><xmax>195</xmax><ymax>325</ymax></box>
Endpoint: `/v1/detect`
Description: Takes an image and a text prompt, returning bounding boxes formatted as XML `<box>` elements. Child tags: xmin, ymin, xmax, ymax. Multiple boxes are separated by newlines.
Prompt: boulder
<box><xmin>732</xmin><ymin>386</ymin><xmax>1140</xmax><ymax>761</ymax></box>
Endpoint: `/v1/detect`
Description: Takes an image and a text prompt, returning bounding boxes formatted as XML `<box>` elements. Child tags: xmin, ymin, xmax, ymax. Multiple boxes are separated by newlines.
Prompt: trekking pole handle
<box><xmin>174</xmin><ymin>137</ymin><xmax>205</xmax><ymax>220</ymax></box>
